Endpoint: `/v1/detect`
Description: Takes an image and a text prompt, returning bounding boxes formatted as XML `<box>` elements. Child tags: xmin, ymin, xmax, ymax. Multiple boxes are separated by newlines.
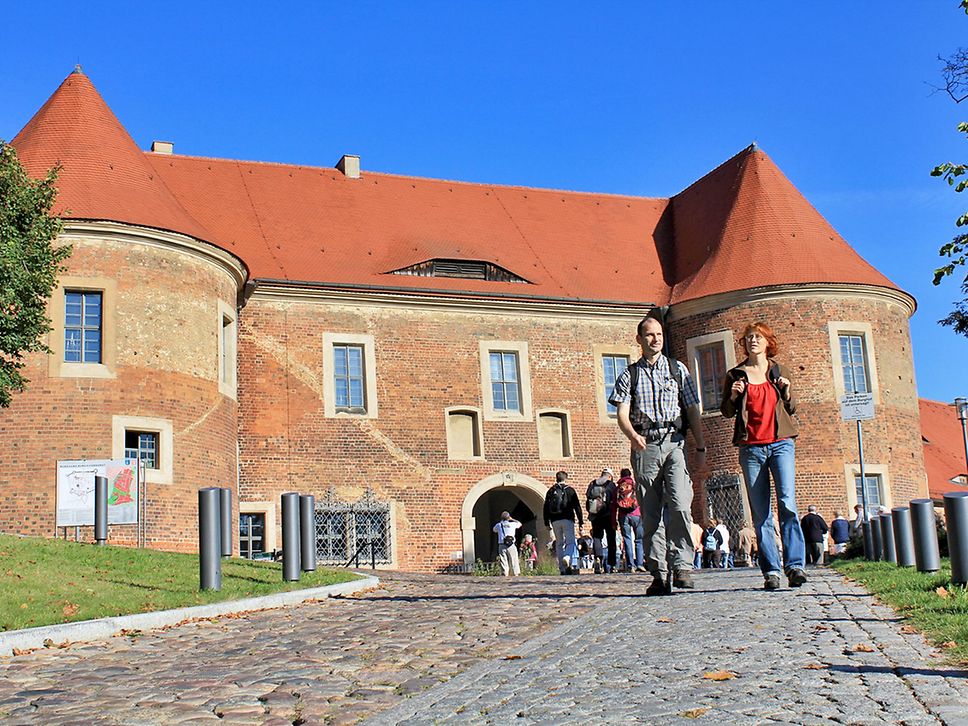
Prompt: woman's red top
<box><xmin>743</xmin><ymin>381</ymin><xmax>779</xmax><ymax>445</ymax></box>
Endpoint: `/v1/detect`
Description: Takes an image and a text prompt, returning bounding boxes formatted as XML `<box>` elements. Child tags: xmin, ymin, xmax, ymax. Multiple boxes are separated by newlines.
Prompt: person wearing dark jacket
<box><xmin>544</xmin><ymin>471</ymin><xmax>584</xmax><ymax>575</ymax></box>
<box><xmin>586</xmin><ymin>467</ymin><xmax>619</xmax><ymax>573</ymax></box>
<box><xmin>830</xmin><ymin>510</ymin><xmax>850</xmax><ymax>554</ymax></box>
<box><xmin>800</xmin><ymin>505</ymin><xmax>829</xmax><ymax>565</ymax></box>
<box><xmin>700</xmin><ymin>523</ymin><xmax>724</xmax><ymax>568</ymax></box>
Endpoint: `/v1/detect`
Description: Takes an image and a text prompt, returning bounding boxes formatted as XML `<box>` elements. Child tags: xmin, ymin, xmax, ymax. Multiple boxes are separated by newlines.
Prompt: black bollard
<box><xmin>943</xmin><ymin>491</ymin><xmax>968</xmax><ymax>586</ymax></box>
<box><xmin>198</xmin><ymin>487</ymin><xmax>222</xmax><ymax>591</ymax></box>
<box><xmin>911</xmin><ymin>498</ymin><xmax>941</xmax><ymax>573</ymax></box>
<box><xmin>94</xmin><ymin>475</ymin><xmax>108</xmax><ymax>546</ymax></box>
<box><xmin>892</xmin><ymin>506</ymin><xmax>915</xmax><ymax>567</ymax></box>
<box><xmin>870</xmin><ymin>516</ymin><xmax>882</xmax><ymax>562</ymax></box>
<box><xmin>219</xmin><ymin>487</ymin><xmax>233</xmax><ymax>557</ymax></box>
<box><xmin>879</xmin><ymin>513</ymin><xmax>897</xmax><ymax>564</ymax></box>
<box><xmin>281</xmin><ymin>492</ymin><xmax>301</xmax><ymax>581</ymax></box>
<box><xmin>299</xmin><ymin>494</ymin><xmax>316</xmax><ymax>572</ymax></box>
<box><xmin>862</xmin><ymin>521</ymin><xmax>874</xmax><ymax>561</ymax></box>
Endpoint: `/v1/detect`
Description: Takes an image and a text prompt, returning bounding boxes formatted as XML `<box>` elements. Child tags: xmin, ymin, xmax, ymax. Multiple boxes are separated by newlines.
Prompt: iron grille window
<box><xmin>64</xmin><ymin>290</ymin><xmax>102</xmax><ymax>363</ymax></box>
<box><xmin>333</xmin><ymin>344</ymin><xmax>366</xmax><ymax>412</ymax></box>
<box><xmin>839</xmin><ymin>334</ymin><xmax>870</xmax><ymax>395</ymax></box>
<box><xmin>313</xmin><ymin>489</ymin><xmax>392</xmax><ymax>566</ymax></box>
<box><xmin>239</xmin><ymin>513</ymin><xmax>265</xmax><ymax>559</ymax></box>
<box><xmin>124</xmin><ymin>431</ymin><xmax>158</xmax><ymax>470</ymax></box>
<box><xmin>854</xmin><ymin>474</ymin><xmax>882</xmax><ymax>509</ymax></box>
<box><xmin>602</xmin><ymin>354</ymin><xmax>629</xmax><ymax>416</ymax></box>
<box><xmin>696</xmin><ymin>343</ymin><xmax>727</xmax><ymax>412</ymax></box>
<box><xmin>489</xmin><ymin>351</ymin><xmax>521</xmax><ymax>412</ymax></box>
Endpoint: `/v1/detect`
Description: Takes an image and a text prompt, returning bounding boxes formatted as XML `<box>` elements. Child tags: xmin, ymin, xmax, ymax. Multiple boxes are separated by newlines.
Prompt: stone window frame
<box><xmin>322</xmin><ymin>332</ymin><xmax>379</xmax><ymax>419</ymax></box>
<box><xmin>479</xmin><ymin>340</ymin><xmax>532</xmax><ymax>422</ymax></box>
<box><xmin>843</xmin><ymin>463</ymin><xmax>892</xmax><ymax>511</ymax></box>
<box><xmin>444</xmin><ymin>406</ymin><xmax>485</xmax><ymax>460</ymax></box>
<box><xmin>240</xmin><ymin>500</ymin><xmax>277</xmax><ymax>553</ymax></box>
<box><xmin>48</xmin><ymin>276</ymin><xmax>117</xmax><ymax>379</ymax></box>
<box><xmin>112</xmin><ymin>415</ymin><xmax>173</xmax><ymax>485</ymax></box>
<box><xmin>828</xmin><ymin>321</ymin><xmax>881</xmax><ymax>405</ymax></box>
<box><xmin>217</xmin><ymin>300</ymin><xmax>238</xmax><ymax>400</ymax></box>
<box><xmin>592</xmin><ymin>343</ymin><xmax>638</xmax><ymax>426</ymax></box>
<box><xmin>685</xmin><ymin>330</ymin><xmax>736</xmax><ymax>417</ymax></box>
<box><xmin>536</xmin><ymin>408</ymin><xmax>574</xmax><ymax>460</ymax></box>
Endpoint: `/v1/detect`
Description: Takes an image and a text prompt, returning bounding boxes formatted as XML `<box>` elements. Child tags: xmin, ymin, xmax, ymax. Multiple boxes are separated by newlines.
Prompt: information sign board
<box><xmin>56</xmin><ymin>459</ymin><xmax>139</xmax><ymax>526</ymax></box>
<box><xmin>840</xmin><ymin>393</ymin><xmax>875</xmax><ymax>422</ymax></box>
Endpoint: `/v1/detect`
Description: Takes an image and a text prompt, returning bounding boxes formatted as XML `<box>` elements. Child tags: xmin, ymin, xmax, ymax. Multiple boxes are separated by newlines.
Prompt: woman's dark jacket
<box><xmin>720</xmin><ymin>359</ymin><xmax>798</xmax><ymax>446</ymax></box>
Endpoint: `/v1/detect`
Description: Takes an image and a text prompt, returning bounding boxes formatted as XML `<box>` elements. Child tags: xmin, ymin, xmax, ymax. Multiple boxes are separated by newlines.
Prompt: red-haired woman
<box><xmin>720</xmin><ymin>322</ymin><xmax>807</xmax><ymax>591</ymax></box>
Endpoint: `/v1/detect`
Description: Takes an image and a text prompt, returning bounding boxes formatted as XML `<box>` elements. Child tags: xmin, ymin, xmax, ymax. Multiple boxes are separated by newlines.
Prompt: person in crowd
<box><xmin>577</xmin><ymin>533</ymin><xmax>595</xmax><ymax>571</ymax></box>
<box><xmin>609</xmin><ymin>315</ymin><xmax>707</xmax><ymax>595</ymax></box>
<box><xmin>520</xmin><ymin>533</ymin><xmax>538</xmax><ymax>570</ymax></box>
<box><xmin>587</xmin><ymin>467</ymin><xmax>618</xmax><ymax>573</ymax></box>
<box><xmin>616</xmin><ymin>467</ymin><xmax>646</xmax><ymax>572</ymax></box>
<box><xmin>701</xmin><ymin>521</ymin><xmax>723</xmax><ymax>568</ymax></box>
<box><xmin>721</xmin><ymin>322</ymin><xmax>807</xmax><ymax>591</ymax></box>
<box><xmin>800</xmin><ymin>505</ymin><xmax>829</xmax><ymax>565</ymax></box>
<box><xmin>735</xmin><ymin>521</ymin><xmax>756</xmax><ymax>567</ymax></box>
<box><xmin>714</xmin><ymin>518</ymin><xmax>732</xmax><ymax>568</ymax></box>
<box><xmin>543</xmin><ymin>471</ymin><xmax>583</xmax><ymax>575</ymax></box>
<box><xmin>850</xmin><ymin>504</ymin><xmax>865</xmax><ymax>537</ymax></box>
<box><xmin>829</xmin><ymin>510</ymin><xmax>850</xmax><ymax>555</ymax></box>
<box><xmin>691</xmin><ymin>519</ymin><xmax>704</xmax><ymax>569</ymax></box>
<box><xmin>492</xmin><ymin>511</ymin><xmax>522</xmax><ymax>577</ymax></box>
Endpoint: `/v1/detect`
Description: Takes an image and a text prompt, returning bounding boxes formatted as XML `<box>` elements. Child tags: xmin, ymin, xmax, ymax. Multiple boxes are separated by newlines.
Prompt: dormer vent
<box><xmin>151</xmin><ymin>140</ymin><xmax>174</xmax><ymax>154</ymax></box>
<box><xmin>390</xmin><ymin>259</ymin><xmax>529</xmax><ymax>283</ymax></box>
<box><xmin>336</xmin><ymin>154</ymin><xmax>360</xmax><ymax>179</ymax></box>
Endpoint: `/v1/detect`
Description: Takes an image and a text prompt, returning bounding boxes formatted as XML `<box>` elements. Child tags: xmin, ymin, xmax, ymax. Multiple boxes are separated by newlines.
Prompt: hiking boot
<box><xmin>672</xmin><ymin>570</ymin><xmax>695</xmax><ymax>589</ymax></box>
<box><xmin>646</xmin><ymin>574</ymin><xmax>670</xmax><ymax>596</ymax></box>
<box><xmin>764</xmin><ymin>574</ymin><xmax>782</xmax><ymax>590</ymax></box>
<box><xmin>787</xmin><ymin>568</ymin><xmax>808</xmax><ymax>588</ymax></box>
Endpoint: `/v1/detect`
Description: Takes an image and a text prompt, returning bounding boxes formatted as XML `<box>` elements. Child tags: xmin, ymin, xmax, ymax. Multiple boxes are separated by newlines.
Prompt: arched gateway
<box><xmin>460</xmin><ymin>472</ymin><xmax>548</xmax><ymax>566</ymax></box>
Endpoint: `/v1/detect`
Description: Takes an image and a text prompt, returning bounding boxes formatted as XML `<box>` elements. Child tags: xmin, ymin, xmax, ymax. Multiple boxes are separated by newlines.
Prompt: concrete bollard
<box><xmin>879</xmin><ymin>513</ymin><xmax>896</xmax><ymax>564</ymax></box>
<box><xmin>281</xmin><ymin>492</ymin><xmax>301</xmax><ymax>582</ymax></box>
<box><xmin>94</xmin><ymin>475</ymin><xmax>108</xmax><ymax>546</ymax></box>
<box><xmin>891</xmin><ymin>506</ymin><xmax>915</xmax><ymax>567</ymax></box>
<box><xmin>198</xmin><ymin>487</ymin><xmax>222</xmax><ymax>591</ymax></box>
<box><xmin>943</xmin><ymin>491</ymin><xmax>968</xmax><ymax>586</ymax></box>
<box><xmin>911</xmin><ymin>498</ymin><xmax>941</xmax><ymax>573</ymax></box>
<box><xmin>299</xmin><ymin>494</ymin><xmax>316</xmax><ymax>572</ymax></box>
<box><xmin>219</xmin><ymin>487</ymin><xmax>233</xmax><ymax>557</ymax></box>
<box><xmin>870</xmin><ymin>516</ymin><xmax>882</xmax><ymax>562</ymax></box>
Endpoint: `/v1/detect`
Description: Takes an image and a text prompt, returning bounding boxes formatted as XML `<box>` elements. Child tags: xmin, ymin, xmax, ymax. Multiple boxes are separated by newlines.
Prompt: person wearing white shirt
<box><xmin>493</xmin><ymin>511</ymin><xmax>522</xmax><ymax>576</ymax></box>
<box><xmin>715</xmin><ymin>519</ymin><xmax>731</xmax><ymax>568</ymax></box>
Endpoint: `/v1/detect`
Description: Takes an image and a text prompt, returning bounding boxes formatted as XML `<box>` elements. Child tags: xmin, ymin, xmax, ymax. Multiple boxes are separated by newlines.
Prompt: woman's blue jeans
<box><xmin>738</xmin><ymin>438</ymin><xmax>805</xmax><ymax>577</ymax></box>
<box><xmin>619</xmin><ymin>512</ymin><xmax>644</xmax><ymax>569</ymax></box>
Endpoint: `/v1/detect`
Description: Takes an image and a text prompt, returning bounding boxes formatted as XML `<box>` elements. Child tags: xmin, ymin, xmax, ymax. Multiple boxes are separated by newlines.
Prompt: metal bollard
<box><xmin>219</xmin><ymin>487</ymin><xmax>233</xmax><ymax>557</ymax></box>
<box><xmin>94</xmin><ymin>475</ymin><xmax>108</xmax><ymax>546</ymax></box>
<box><xmin>198</xmin><ymin>487</ymin><xmax>222</xmax><ymax>591</ymax></box>
<box><xmin>879</xmin><ymin>513</ymin><xmax>896</xmax><ymax>564</ymax></box>
<box><xmin>281</xmin><ymin>492</ymin><xmax>301</xmax><ymax>581</ymax></box>
<box><xmin>911</xmin><ymin>498</ymin><xmax>941</xmax><ymax>573</ymax></box>
<box><xmin>944</xmin><ymin>491</ymin><xmax>968</xmax><ymax>586</ymax></box>
<box><xmin>892</xmin><ymin>506</ymin><xmax>915</xmax><ymax>567</ymax></box>
<box><xmin>870</xmin><ymin>516</ymin><xmax>882</xmax><ymax>562</ymax></box>
<box><xmin>862</xmin><ymin>521</ymin><xmax>874</xmax><ymax>561</ymax></box>
<box><xmin>299</xmin><ymin>494</ymin><xmax>316</xmax><ymax>572</ymax></box>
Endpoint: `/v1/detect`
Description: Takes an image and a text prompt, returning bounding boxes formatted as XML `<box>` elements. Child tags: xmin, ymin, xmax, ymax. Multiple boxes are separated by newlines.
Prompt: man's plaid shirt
<box><xmin>608</xmin><ymin>355</ymin><xmax>700</xmax><ymax>431</ymax></box>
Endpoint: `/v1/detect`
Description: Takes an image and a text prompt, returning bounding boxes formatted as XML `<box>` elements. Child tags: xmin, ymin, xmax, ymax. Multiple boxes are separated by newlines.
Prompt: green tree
<box><xmin>0</xmin><ymin>141</ymin><xmax>71</xmax><ymax>407</ymax></box>
<box><xmin>931</xmin><ymin>0</ymin><xmax>968</xmax><ymax>334</ymax></box>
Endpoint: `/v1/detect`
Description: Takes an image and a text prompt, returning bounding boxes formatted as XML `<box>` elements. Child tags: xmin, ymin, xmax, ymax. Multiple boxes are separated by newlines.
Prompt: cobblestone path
<box><xmin>0</xmin><ymin>567</ymin><xmax>966</xmax><ymax>725</ymax></box>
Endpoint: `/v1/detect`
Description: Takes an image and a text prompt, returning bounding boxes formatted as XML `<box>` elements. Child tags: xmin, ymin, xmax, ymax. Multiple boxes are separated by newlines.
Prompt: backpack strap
<box><xmin>667</xmin><ymin>355</ymin><xmax>688</xmax><ymax>432</ymax></box>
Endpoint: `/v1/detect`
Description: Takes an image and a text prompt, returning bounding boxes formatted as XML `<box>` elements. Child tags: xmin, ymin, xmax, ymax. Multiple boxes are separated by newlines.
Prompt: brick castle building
<box><xmin>0</xmin><ymin>68</ymin><xmax>928</xmax><ymax>571</ymax></box>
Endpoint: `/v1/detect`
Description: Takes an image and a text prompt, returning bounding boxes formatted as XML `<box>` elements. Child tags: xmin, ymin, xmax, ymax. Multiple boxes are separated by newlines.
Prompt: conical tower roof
<box><xmin>669</xmin><ymin>145</ymin><xmax>898</xmax><ymax>304</ymax></box>
<box><xmin>11</xmin><ymin>67</ymin><xmax>212</xmax><ymax>241</ymax></box>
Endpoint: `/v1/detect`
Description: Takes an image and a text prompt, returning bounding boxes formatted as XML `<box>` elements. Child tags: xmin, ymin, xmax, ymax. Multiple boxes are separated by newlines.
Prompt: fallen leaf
<box><xmin>937</xmin><ymin>586</ymin><xmax>950</xmax><ymax>599</ymax></box>
<box><xmin>900</xmin><ymin>625</ymin><xmax>919</xmax><ymax>634</ymax></box>
<box><xmin>19</xmin><ymin>603</ymin><xmax>27</xmax><ymax>609</ymax></box>
<box><xmin>803</xmin><ymin>663</ymin><xmax>825</xmax><ymax>670</ymax></box>
<box><xmin>56</xmin><ymin>640</ymin><xmax>70</xmax><ymax>649</ymax></box>
<box><xmin>680</xmin><ymin>707</ymin><xmax>710</xmax><ymax>718</ymax></box>
<box><xmin>852</xmin><ymin>644</ymin><xmax>876</xmax><ymax>653</ymax></box>
<box><xmin>702</xmin><ymin>670</ymin><xmax>737</xmax><ymax>681</ymax></box>
<box><xmin>940</xmin><ymin>641</ymin><xmax>958</xmax><ymax>649</ymax></box>
<box><xmin>62</xmin><ymin>603</ymin><xmax>79</xmax><ymax>617</ymax></box>
<box><xmin>657</xmin><ymin>617</ymin><xmax>674</xmax><ymax>623</ymax></box>
<box><xmin>502</xmin><ymin>655</ymin><xmax>522</xmax><ymax>660</ymax></box>
<box><xmin>42</xmin><ymin>639</ymin><xmax>54</xmax><ymax>648</ymax></box>
<box><xmin>11</xmin><ymin>648</ymin><xmax>31</xmax><ymax>656</ymax></box>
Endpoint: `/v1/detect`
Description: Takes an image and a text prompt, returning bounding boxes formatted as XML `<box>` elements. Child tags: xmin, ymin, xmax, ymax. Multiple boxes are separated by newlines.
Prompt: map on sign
<box><xmin>841</xmin><ymin>393</ymin><xmax>875</xmax><ymax>421</ymax></box>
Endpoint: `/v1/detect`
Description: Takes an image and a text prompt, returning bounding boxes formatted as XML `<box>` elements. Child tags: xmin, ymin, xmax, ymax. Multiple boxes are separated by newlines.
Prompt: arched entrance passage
<box><xmin>460</xmin><ymin>472</ymin><xmax>547</xmax><ymax>566</ymax></box>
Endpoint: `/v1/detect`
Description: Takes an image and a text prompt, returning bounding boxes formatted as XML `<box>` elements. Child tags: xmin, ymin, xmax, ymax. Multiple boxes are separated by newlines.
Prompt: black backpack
<box><xmin>587</xmin><ymin>480</ymin><xmax>608</xmax><ymax>516</ymax></box>
<box><xmin>547</xmin><ymin>484</ymin><xmax>571</xmax><ymax>517</ymax></box>
<box><xmin>629</xmin><ymin>355</ymin><xmax>688</xmax><ymax>433</ymax></box>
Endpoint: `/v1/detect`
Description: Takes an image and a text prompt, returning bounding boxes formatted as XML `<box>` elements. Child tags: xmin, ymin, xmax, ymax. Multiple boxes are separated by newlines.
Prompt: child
<box><xmin>520</xmin><ymin>533</ymin><xmax>538</xmax><ymax>570</ymax></box>
<box><xmin>577</xmin><ymin>534</ymin><xmax>595</xmax><ymax>571</ymax></box>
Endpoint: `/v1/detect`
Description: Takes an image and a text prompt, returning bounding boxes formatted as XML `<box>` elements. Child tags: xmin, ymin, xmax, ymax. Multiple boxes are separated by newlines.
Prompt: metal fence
<box><xmin>704</xmin><ymin>471</ymin><xmax>745</xmax><ymax>547</ymax></box>
<box><xmin>313</xmin><ymin>488</ymin><xmax>392</xmax><ymax>566</ymax></box>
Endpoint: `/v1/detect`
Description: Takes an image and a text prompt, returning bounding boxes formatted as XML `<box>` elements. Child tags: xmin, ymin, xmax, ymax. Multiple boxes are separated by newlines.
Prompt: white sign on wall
<box><xmin>840</xmin><ymin>393</ymin><xmax>875</xmax><ymax>422</ymax></box>
<box><xmin>56</xmin><ymin>459</ymin><xmax>139</xmax><ymax>527</ymax></box>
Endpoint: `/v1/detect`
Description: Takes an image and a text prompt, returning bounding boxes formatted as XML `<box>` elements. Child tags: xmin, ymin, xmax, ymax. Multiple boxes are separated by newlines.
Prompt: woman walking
<box><xmin>721</xmin><ymin>322</ymin><xmax>807</xmax><ymax>591</ymax></box>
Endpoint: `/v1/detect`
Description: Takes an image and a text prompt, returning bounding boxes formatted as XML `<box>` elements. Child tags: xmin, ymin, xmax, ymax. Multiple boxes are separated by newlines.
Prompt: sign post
<box><xmin>841</xmin><ymin>392</ymin><xmax>875</xmax><ymax>559</ymax></box>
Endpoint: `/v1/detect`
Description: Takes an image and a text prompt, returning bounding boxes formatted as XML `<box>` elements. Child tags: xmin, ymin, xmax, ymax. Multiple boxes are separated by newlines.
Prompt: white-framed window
<box><xmin>601</xmin><ymin>354</ymin><xmax>630</xmax><ymax>417</ymax></box>
<box><xmin>855</xmin><ymin>474</ymin><xmax>883</xmax><ymax>509</ymax></box>
<box><xmin>479</xmin><ymin>341</ymin><xmax>532</xmax><ymax>421</ymax></box>
<box><xmin>217</xmin><ymin>300</ymin><xmax>237</xmax><ymax>399</ymax></box>
<box><xmin>844</xmin><ymin>463</ymin><xmax>892</xmax><ymax>511</ymax></box>
<box><xmin>445</xmin><ymin>407</ymin><xmax>484</xmax><ymax>460</ymax></box>
<box><xmin>49</xmin><ymin>276</ymin><xmax>117</xmax><ymax>379</ymax></box>
<box><xmin>685</xmin><ymin>330</ymin><xmax>736</xmax><ymax>414</ymax></box>
<box><xmin>593</xmin><ymin>343</ymin><xmax>638</xmax><ymax>425</ymax></box>
<box><xmin>112</xmin><ymin>415</ymin><xmax>174</xmax><ymax>485</ymax></box>
<box><xmin>537</xmin><ymin>409</ymin><xmax>573</xmax><ymax>459</ymax></box>
<box><xmin>828</xmin><ymin>322</ymin><xmax>880</xmax><ymax>403</ymax></box>
<box><xmin>323</xmin><ymin>333</ymin><xmax>378</xmax><ymax>419</ymax></box>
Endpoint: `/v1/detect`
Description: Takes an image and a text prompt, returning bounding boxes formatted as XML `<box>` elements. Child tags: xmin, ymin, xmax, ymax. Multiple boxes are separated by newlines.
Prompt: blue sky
<box><xmin>2</xmin><ymin>2</ymin><xmax>967</xmax><ymax>404</ymax></box>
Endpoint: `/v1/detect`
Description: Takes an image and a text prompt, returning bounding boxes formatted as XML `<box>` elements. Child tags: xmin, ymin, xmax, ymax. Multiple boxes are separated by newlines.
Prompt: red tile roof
<box><xmin>919</xmin><ymin>399</ymin><xmax>968</xmax><ymax>500</ymax></box>
<box><xmin>10</xmin><ymin>70</ymin><xmax>905</xmax><ymax>307</ymax></box>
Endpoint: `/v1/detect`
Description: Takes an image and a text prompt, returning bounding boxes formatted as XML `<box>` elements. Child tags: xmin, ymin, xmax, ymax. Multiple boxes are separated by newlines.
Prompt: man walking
<box><xmin>586</xmin><ymin>467</ymin><xmax>618</xmax><ymax>573</ymax></box>
<box><xmin>543</xmin><ymin>471</ymin><xmax>583</xmax><ymax>575</ymax></box>
<box><xmin>800</xmin><ymin>505</ymin><xmax>828</xmax><ymax>565</ymax></box>
<box><xmin>609</xmin><ymin>315</ymin><xmax>707</xmax><ymax>595</ymax></box>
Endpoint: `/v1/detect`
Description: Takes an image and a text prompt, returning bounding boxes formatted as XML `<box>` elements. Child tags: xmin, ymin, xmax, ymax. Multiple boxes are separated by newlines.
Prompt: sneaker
<box><xmin>787</xmin><ymin>568</ymin><xmax>808</xmax><ymax>588</ymax></box>
<box><xmin>593</xmin><ymin>559</ymin><xmax>602</xmax><ymax>575</ymax></box>
<box><xmin>764</xmin><ymin>574</ymin><xmax>781</xmax><ymax>590</ymax></box>
<box><xmin>646</xmin><ymin>575</ymin><xmax>670</xmax><ymax>596</ymax></box>
<box><xmin>634</xmin><ymin>566</ymin><xmax>648</xmax><ymax>573</ymax></box>
<box><xmin>672</xmin><ymin>570</ymin><xmax>695</xmax><ymax>589</ymax></box>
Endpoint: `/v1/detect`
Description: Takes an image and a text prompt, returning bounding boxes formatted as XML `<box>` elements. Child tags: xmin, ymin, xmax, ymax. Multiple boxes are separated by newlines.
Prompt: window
<box><xmin>537</xmin><ymin>410</ymin><xmax>572</xmax><ymax>459</ymax></box>
<box><xmin>696</xmin><ymin>343</ymin><xmax>727</xmax><ymax>411</ymax></box>
<box><xmin>334</xmin><ymin>344</ymin><xmax>366</xmax><ymax>412</ymax></box>
<box><xmin>446</xmin><ymin>407</ymin><xmax>483</xmax><ymax>459</ymax></box>
<box><xmin>854</xmin><ymin>474</ymin><xmax>883</xmax><ymax>509</ymax></box>
<box><xmin>313</xmin><ymin>489</ymin><xmax>393</xmax><ymax>566</ymax></box>
<box><xmin>390</xmin><ymin>258</ymin><xmax>529</xmax><ymax>283</ymax></box>
<box><xmin>124</xmin><ymin>431</ymin><xmax>159</xmax><ymax>470</ymax></box>
<box><xmin>239</xmin><ymin>513</ymin><xmax>266</xmax><ymax>559</ymax></box>
<box><xmin>217</xmin><ymin>301</ymin><xmax>237</xmax><ymax>398</ymax></box>
<box><xmin>490</xmin><ymin>351</ymin><xmax>521</xmax><ymax>413</ymax></box>
<box><xmin>602</xmin><ymin>354</ymin><xmax>630</xmax><ymax>416</ymax></box>
<box><xmin>844</xmin><ymin>463</ymin><xmax>892</xmax><ymax>511</ymax></box>
<box><xmin>64</xmin><ymin>291</ymin><xmax>102</xmax><ymax>363</ymax></box>
<box><xmin>839</xmin><ymin>334</ymin><xmax>870</xmax><ymax>395</ymax></box>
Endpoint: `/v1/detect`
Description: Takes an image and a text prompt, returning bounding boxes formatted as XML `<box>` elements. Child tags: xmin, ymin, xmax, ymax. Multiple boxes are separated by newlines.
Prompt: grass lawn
<box><xmin>831</xmin><ymin>558</ymin><xmax>968</xmax><ymax>665</ymax></box>
<box><xmin>0</xmin><ymin>534</ymin><xmax>359</xmax><ymax>632</ymax></box>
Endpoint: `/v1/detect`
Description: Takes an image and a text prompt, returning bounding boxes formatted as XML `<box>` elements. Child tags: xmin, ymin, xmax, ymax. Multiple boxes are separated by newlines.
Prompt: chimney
<box><xmin>336</xmin><ymin>154</ymin><xmax>360</xmax><ymax>179</ymax></box>
<box><xmin>151</xmin><ymin>140</ymin><xmax>174</xmax><ymax>154</ymax></box>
